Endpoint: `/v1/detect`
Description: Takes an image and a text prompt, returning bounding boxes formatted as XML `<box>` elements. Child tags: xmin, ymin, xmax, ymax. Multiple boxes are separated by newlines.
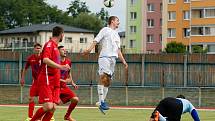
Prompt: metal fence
<box><xmin>0</xmin><ymin>52</ymin><xmax>215</xmax><ymax>108</ymax></box>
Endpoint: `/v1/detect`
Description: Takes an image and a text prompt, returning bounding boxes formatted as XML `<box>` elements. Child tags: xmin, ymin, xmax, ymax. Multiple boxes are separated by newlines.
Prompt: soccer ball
<box><xmin>104</xmin><ymin>0</ymin><xmax>114</xmax><ymax>8</ymax></box>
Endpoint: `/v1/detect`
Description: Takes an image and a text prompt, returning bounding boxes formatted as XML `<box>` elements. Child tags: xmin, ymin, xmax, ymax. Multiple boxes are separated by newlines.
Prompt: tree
<box><xmin>72</xmin><ymin>13</ymin><xmax>103</xmax><ymax>33</ymax></box>
<box><xmin>0</xmin><ymin>0</ymin><xmax>71</xmax><ymax>30</ymax></box>
<box><xmin>165</xmin><ymin>41</ymin><xmax>186</xmax><ymax>53</ymax></box>
<box><xmin>67</xmin><ymin>0</ymin><xmax>90</xmax><ymax>18</ymax></box>
<box><xmin>96</xmin><ymin>8</ymin><xmax>109</xmax><ymax>26</ymax></box>
<box><xmin>192</xmin><ymin>45</ymin><xmax>208</xmax><ymax>53</ymax></box>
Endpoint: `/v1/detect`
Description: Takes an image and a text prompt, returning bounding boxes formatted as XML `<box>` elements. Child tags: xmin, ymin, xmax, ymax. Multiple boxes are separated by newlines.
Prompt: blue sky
<box><xmin>46</xmin><ymin>0</ymin><xmax>126</xmax><ymax>31</ymax></box>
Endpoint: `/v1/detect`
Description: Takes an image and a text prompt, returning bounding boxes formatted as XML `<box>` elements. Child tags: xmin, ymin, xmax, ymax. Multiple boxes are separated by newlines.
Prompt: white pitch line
<box><xmin>0</xmin><ymin>105</ymin><xmax>215</xmax><ymax>111</ymax></box>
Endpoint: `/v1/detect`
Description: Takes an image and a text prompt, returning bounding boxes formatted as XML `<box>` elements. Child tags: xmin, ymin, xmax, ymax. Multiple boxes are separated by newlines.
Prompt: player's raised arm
<box><xmin>82</xmin><ymin>41</ymin><xmax>97</xmax><ymax>55</ymax></box>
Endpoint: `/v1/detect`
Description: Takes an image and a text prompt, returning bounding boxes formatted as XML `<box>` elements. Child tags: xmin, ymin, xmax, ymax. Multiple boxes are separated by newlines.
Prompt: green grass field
<box><xmin>0</xmin><ymin>106</ymin><xmax>214</xmax><ymax>121</ymax></box>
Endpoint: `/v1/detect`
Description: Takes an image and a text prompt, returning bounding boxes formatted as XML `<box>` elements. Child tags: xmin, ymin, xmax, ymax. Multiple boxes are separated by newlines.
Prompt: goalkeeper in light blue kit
<box><xmin>83</xmin><ymin>16</ymin><xmax>128</xmax><ymax>114</ymax></box>
<box><xmin>150</xmin><ymin>95</ymin><xmax>200</xmax><ymax>121</ymax></box>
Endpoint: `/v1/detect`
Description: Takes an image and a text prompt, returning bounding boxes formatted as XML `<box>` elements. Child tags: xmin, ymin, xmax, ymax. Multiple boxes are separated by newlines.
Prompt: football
<box><xmin>104</xmin><ymin>0</ymin><xmax>114</xmax><ymax>8</ymax></box>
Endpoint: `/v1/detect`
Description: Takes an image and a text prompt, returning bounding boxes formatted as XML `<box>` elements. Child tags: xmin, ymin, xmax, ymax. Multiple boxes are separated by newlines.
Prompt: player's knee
<box><xmin>44</xmin><ymin>103</ymin><xmax>54</xmax><ymax>111</ymax></box>
<box><xmin>29</xmin><ymin>97</ymin><xmax>34</xmax><ymax>102</ymax></box>
<box><xmin>100</xmin><ymin>73</ymin><xmax>111</xmax><ymax>86</ymax></box>
<box><xmin>71</xmin><ymin>97</ymin><xmax>79</xmax><ymax>103</ymax></box>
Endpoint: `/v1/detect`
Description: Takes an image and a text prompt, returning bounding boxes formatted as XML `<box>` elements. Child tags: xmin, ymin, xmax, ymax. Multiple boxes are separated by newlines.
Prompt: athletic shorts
<box><xmin>60</xmin><ymin>86</ymin><xmax>76</xmax><ymax>104</ymax></box>
<box><xmin>98</xmin><ymin>57</ymin><xmax>116</xmax><ymax>77</ymax></box>
<box><xmin>38</xmin><ymin>85</ymin><xmax>60</xmax><ymax>105</ymax></box>
<box><xmin>29</xmin><ymin>82</ymin><xmax>39</xmax><ymax>97</ymax></box>
<box><xmin>152</xmin><ymin>97</ymin><xmax>183</xmax><ymax>121</ymax></box>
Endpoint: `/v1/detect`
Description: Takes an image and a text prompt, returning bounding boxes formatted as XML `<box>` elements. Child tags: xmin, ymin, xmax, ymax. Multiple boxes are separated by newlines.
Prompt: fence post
<box><xmin>125</xmin><ymin>86</ymin><xmax>128</xmax><ymax>106</ymax></box>
<box><xmin>141</xmin><ymin>54</ymin><xmax>145</xmax><ymax>86</ymax></box>
<box><xmin>90</xmin><ymin>80</ymin><xmax>93</xmax><ymax>105</ymax></box>
<box><xmin>19</xmin><ymin>52</ymin><xmax>23</xmax><ymax>104</ymax></box>
<box><xmin>198</xmin><ymin>87</ymin><xmax>201</xmax><ymax>107</ymax></box>
<box><xmin>183</xmin><ymin>54</ymin><xmax>188</xmax><ymax>87</ymax></box>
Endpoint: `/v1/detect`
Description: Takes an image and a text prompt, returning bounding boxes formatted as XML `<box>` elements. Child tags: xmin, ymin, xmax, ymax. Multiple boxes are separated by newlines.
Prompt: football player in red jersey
<box><xmin>58</xmin><ymin>45</ymin><xmax>79</xmax><ymax>121</ymax></box>
<box><xmin>30</xmin><ymin>26</ymin><xmax>70</xmax><ymax>121</ymax></box>
<box><xmin>21</xmin><ymin>43</ymin><xmax>42</xmax><ymax>121</ymax></box>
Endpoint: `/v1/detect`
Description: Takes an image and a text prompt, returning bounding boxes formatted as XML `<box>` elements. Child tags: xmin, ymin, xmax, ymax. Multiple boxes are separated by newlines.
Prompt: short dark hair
<box><xmin>176</xmin><ymin>94</ymin><xmax>186</xmax><ymax>99</ymax></box>
<box><xmin>34</xmin><ymin>43</ymin><xmax>42</xmax><ymax>48</ymax></box>
<box><xmin>58</xmin><ymin>45</ymin><xmax>64</xmax><ymax>50</ymax></box>
<box><xmin>108</xmin><ymin>16</ymin><xmax>118</xmax><ymax>25</ymax></box>
<box><xmin>52</xmin><ymin>26</ymin><xmax>64</xmax><ymax>37</ymax></box>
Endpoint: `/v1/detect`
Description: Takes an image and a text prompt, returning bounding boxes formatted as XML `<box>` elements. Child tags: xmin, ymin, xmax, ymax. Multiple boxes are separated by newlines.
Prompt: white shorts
<box><xmin>98</xmin><ymin>57</ymin><xmax>116</xmax><ymax>76</ymax></box>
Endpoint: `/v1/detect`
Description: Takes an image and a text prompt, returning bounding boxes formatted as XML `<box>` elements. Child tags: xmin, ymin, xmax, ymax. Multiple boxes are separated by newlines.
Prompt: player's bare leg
<box><xmin>64</xmin><ymin>97</ymin><xmax>79</xmax><ymax>121</ymax></box>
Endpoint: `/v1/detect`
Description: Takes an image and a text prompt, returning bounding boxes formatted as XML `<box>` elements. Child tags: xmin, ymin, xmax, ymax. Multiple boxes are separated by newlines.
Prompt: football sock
<box><xmin>28</xmin><ymin>101</ymin><xmax>35</xmax><ymax>118</ymax></box>
<box><xmin>65</xmin><ymin>102</ymin><xmax>77</xmax><ymax>118</ymax></box>
<box><xmin>97</xmin><ymin>85</ymin><xmax>104</xmax><ymax>103</ymax></box>
<box><xmin>42</xmin><ymin>111</ymin><xmax>54</xmax><ymax>121</ymax></box>
<box><xmin>103</xmin><ymin>87</ymin><xmax>109</xmax><ymax>100</ymax></box>
<box><xmin>30</xmin><ymin>107</ymin><xmax>46</xmax><ymax>121</ymax></box>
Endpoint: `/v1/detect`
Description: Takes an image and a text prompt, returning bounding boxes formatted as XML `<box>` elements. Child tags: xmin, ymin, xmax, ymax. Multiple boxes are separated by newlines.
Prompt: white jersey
<box><xmin>177</xmin><ymin>98</ymin><xmax>195</xmax><ymax>114</ymax></box>
<box><xmin>94</xmin><ymin>27</ymin><xmax>120</xmax><ymax>58</ymax></box>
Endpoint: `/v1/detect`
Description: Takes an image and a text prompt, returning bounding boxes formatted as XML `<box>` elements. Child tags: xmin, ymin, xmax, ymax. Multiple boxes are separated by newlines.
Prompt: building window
<box><xmin>184</xmin><ymin>28</ymin><xmax>190</xmax><ymax>37</ymax></box>
<box><xmin>191</xmin><ymin>27</ymin><xmax>203</xmax><ymax>35</ymax></box>
<box><xmin>130</xmin><ymin>26</ymin><xmax>137</xmax><ymax>33</ymax></box>
<box><xmin>192</xmin><ymin>9</ymin><xmax>204</xmax><ymax>18</ymax></box>
<box><xmin>205</xmin><ymin>26</ymin><xmax>215</xmax><ymax>35</ymax></box>
<box><xmin>65</xmin><ymin>37</ymin><xmax>72</xmax><ymax>43</ymax></box>
<box><xmin>147</xmin><ymin>34</ymin><xmax>154</xmax><ymax>43</ymax></box>
<box><xmin>147</xmin><ymin>19</ymin><xmax>154</xmax><ymax>28</ymax></box>
<box><xmin>168</xmin><ymin>11</ymin><xmax>176</xmax><ymax>21</ymax></box>
<box><xmin>130</xmin><ymin>12</ymin><xmax>137</xmax><ymax>20</ymax></box>
<box><xmin>80</xmin><ymin>37</ymin><xmax>87</xmax><ymax>43</ymax></box>
<box><xmin>147</xmin><ymin>3</ymin><xmax>155</xmax><ymax>12</ymax></box>
<box><xmin>160</xmin><ymin>19</ymin><xmax>162</xmax><ymax>26</ymax></box>
<box><xmin>160</xmin><ymin>3</ymin><xmax>163</xmax><ymax>11</ymax></box>
<box><xmin>168</xmin><ymin>28</ymin><xmax>176</xmax><ymax>38</ymax></box>
<box><xmin>184</xmin><ymin>0</ymin><xmax>190</xmax><ymax>3</ymax></box>
<box><xmin>205</xmin><ymin>8</ymin><xmax>215</xmax><ymax>18</ymax></box>
<box><xmin>129</xmin><ymin>39</ymin><xmax>135</xmax><ymax>48</ymax></box>
<box><xmin>160</xmin><ymin>34</ymin><xmax>162</xmax><ymax>43</ymax></box>
<box><xmin>184</xmin><ymin>11</ymin><xmax>190</xmax><ymax>20</ymax></box>
<box><xmin>131</xmin><ymin>0</ymin><xmax>137</xmax><ymax>5</ymax></box>
<box><xmin>168</xmin><ymin>0</ymin><xmax>176</xmax><ymax>4</ymax></box>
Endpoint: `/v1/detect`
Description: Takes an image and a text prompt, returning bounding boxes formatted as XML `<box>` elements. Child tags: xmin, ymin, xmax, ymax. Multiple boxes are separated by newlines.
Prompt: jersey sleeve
<box><xmin>42</xmin><ymin>42</ymin><xmax>52</xmax><ymax>59</ymax></box>
<box><xmin>24</xmin><ymin>56</ymin><xmax>31</xmax><ymax>69</ymax></box>
<box><xmin>94</xmin><ymin>27</ymin><xmax>105</xmax><ymax>43</ymax></box>
<box><xmin>188</xmin><ymin>101</ymin><xmax>195</xmax><ymax>113</ymax></box>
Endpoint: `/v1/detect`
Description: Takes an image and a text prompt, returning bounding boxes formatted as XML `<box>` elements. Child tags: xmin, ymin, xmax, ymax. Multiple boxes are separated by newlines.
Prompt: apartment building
<box><xmin>162</xmin><ymin>0</ymin><xmax>215</xmax><ymax>53</ymax></box>
<box><xmin>126</xmin><ymin>0</ymin><xmax>162</xmax><ymax>53</ymax></box>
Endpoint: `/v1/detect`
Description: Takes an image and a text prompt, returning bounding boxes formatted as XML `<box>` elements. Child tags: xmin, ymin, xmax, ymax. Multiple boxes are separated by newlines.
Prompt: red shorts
<box><xmin>38</xmin><ymin>85</ymin><xmax>60</xmax><ymax>104</ymax></box>
<box><xmin>29</xmin><ymin>83</ymin><xmax>39</xmax><ymax>97</ymax></box>
<box><xmin>60</xmin><ymin>86</ymin><xmax>76</xmax><ymax>104</ymax></box>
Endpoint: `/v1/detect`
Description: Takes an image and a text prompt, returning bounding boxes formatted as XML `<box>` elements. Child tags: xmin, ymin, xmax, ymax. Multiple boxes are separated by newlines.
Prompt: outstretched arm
<box><xmin>191</xmin><ymin>109</ymin><xmax>200</xmax><ymax>121</ymax></box>
<box><xmin>82</xmin><ymin>41</ymin><xmax>97</xmax><ymax>54</ymax></box>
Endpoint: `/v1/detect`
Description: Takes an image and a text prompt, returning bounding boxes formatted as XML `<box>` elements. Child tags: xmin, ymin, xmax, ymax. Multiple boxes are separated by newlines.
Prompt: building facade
<box><xmin>0</xmin><ymin>23</ymin><xmax>95</xmax><ymax>53</ymax></box>
<box><xmin>126</xmin><ymin>0</ymin><xmax>162</xmax><ymax>53</ymax></box>
<box><xmin>162</xmin><ymin>0</ymin><xmax>215</xmax><ymax>53</ymax></box>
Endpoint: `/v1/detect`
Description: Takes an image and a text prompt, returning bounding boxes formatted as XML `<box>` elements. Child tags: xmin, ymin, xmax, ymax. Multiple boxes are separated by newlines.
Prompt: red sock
<box><xmin>65</xmin><ymin>102</ymin><xmax>77</xmax><ymax>118</ymax></box>
<box><xmin>28</xmin><ymin>101</ymin><xmax>35</xmax><ymax>118</ymax></box>
<box><xmin>42</xmin><ymin>111</ymin><xmax>54</xmax><ymax>121</ymax></box>
<box><xmin>30</xmin><ymin>107</ymin><xmax>46</xmax><ymax>121</ymax></box>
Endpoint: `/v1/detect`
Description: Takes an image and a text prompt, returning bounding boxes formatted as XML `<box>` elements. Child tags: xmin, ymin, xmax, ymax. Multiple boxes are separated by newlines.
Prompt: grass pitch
<box><xmin>0</xmin><ymin>106</ymin><xmax>214</xmax><ymax>121</ymax></box>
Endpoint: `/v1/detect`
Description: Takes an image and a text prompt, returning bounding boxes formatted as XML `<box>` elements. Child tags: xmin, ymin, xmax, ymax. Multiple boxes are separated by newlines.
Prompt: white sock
<box><xmin>159</xmin><ymin>113</ymin><xmax>167</xmax><ymax>121</ymax></box>
<box><xmin>103</xmin><ymin>87</ymin><xmax>109</xmax><ymax>100</ymax></box>
<box><xmin>97</xmin><ymin>85</ymin><xmax>104</xmax><ymax>103</ymax></box>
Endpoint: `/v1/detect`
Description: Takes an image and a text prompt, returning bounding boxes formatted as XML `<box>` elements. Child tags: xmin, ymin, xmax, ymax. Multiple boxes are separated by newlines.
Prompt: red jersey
<box><xmin>60</xmin><ymin>58</ymin><xmax>72</xmax><ymax>88</ymax></box>
<box><xmin>25</xmin><ymin>54</ymin><xmax>41</xmax><ymax>82</ymax></box>
<box><xmin>39</xmin><ymin>39</ymin><xmax>60</xmax><ymax>86</ymax></box>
